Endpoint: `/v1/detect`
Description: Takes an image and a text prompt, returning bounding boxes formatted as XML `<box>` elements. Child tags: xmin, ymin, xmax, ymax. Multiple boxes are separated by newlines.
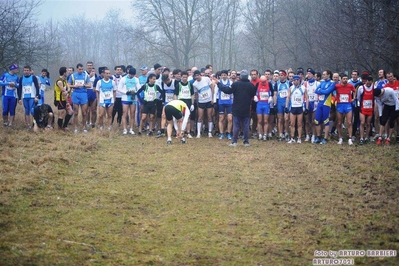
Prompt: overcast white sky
<box><xmin>38</xmin><ymin>0</ymin><xmax>134</xmax><ymax>22</ymax></box>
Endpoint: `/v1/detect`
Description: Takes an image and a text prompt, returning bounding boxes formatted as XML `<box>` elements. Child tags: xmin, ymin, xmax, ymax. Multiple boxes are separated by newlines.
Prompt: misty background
<box><xmin>1</xmin><ymin>0</ymin><xmax>399</xmax><ymax>80</ymax></box>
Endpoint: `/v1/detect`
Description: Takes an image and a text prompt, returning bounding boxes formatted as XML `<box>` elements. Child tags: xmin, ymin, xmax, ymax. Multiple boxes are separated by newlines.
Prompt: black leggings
<box><xmin>112</xmin><ymin>98</ymin><xmax>123</xmax><ymax>124</ymax></box>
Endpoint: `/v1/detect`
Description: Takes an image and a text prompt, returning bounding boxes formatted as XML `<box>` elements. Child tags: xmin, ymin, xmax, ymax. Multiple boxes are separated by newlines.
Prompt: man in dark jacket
<box><xmin>217</xmin><ymin>70</ymin><xmax>257</xmax><ymax>146</ymax></box>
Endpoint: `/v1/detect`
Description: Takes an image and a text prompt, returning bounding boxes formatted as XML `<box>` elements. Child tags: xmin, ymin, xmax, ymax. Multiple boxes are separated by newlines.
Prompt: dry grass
<box><xmin>1</xmin><ymin>101</ymin><xmax>399</xmax><ymax>265</ymax></box>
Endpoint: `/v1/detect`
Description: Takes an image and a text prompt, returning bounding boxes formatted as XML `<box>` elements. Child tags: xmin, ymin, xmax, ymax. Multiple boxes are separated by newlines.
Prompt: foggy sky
<box><xmin>37</xmin><ymin>0</ymin><xmax>133</xmax><ymax>23</ymax></box>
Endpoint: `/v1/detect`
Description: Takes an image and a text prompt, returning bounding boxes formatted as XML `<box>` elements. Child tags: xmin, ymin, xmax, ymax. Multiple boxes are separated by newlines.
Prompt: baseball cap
<box><xmin>140</xmin><ymin>66</ymin><xmax>148</xmax><ymax>71</ymax></box>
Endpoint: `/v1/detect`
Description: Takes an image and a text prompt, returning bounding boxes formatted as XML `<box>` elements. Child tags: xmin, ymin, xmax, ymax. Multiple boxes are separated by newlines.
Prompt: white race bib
<box><xmin>200</xmin><ymin>91</ymin><xmax>209</xmax><ymax>100</ymax></box>
<box><xmin>23</xmin><ymin>85</ymin><xmax>32</xmax><ymax>94</ymax></box>
<box><xmin>279</xmin><ymin>90</ymin><xmax>287</xmax><ymax>98</ymax></box>
<box><xmin>308</xmin><ymin>94</ymin><xmax>315</xmax><ymax>101</ymax></box>
<box><xmin>260</xmin><ymin>92</ymin><xmax>269</xmax><ymax>101</ymax></box>
<box><xmin>147</xmin><ymin>90</ymin><xmax>155</xmax><ymax>101</ymax></box>
<box><xmin>293</xmin><ymin>96</ymin><xmax>302</xmax><ymax>105</ymax></box>
<box><xmin>221</xmin><ymin>92</ymin><xmax>230</xmax><ymax>100</ymax></box>
<box><xmin>104</xmin><ymin>91</ymin><xmax>112</xmax><ymax>99</ymax></box>
<box><xmin>75</xmin><ymin>80</ymin><xmax>84</xmax><ymax>86</ymax></box>
<box><xmin>40</xmin><ymin>84</ymin><xmax>46</xmax><ymax>91</ymax></box>
<box><xmin>166</xmin><ymin>93</ymin><xmax>174</xmax><ymax>103</ymax></box>
<box><xmin>340</xmin><ymin>94</ymin><xmax>349</xmax><ymax>103</ymax></box>
<box><xmin>181</xmin><ymin>88</ymin><xmax>190</xmax><ymax>98</ymax></box>
<box><xmin>363</xmin><ymin>100</ymin><xmax>372</xmax><ymax>109</ymax></box>
<box><xmin>318</xmin><ymin>95</ymin><xmax>325</xmax><ymax>101</ymax></box>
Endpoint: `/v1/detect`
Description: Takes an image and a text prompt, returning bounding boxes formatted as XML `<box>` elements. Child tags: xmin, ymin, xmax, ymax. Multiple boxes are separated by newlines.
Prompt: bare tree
<box><xmin>135</xmin><ymin>0</ymin><xmax>205</xmax><ymax>68</ymax></box>
<box><xmin>0</xmin><ymin>0</ymin><xmax>44</xmax><ymax>71</ymax></box>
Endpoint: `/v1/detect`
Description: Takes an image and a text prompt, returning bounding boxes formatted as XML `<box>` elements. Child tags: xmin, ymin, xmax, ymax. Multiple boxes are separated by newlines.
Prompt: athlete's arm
<box><xmin>33</xmin><ymin>76</ymin><xmax>40</xmax><ymax>98</ymax></box>
<box><xmin>17</xmin><ymin>77</ymin><xmax>23</xmax><ymax>101</ymax></box>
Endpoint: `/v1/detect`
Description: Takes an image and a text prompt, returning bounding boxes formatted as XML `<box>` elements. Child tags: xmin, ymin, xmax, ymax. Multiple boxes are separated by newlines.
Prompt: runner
<box><xmin>1</xmin><ymin>64</ymin><xmax>19</xmax><ymax>126</ymax></box>
<box><xmin>314</xmin><ymin>70</ymin><xmax>336</xmax><ymax>144</ymax></box>
<box><xmin>54</xmin><ymin>67</ymin><xmax>73</xmax><ymax>131</ymax></box>
<box><xmin>68</xmin><ymin>63</ymin><xmax>92</xmax><ymax>133</ymax></box>
<box><xmin>95</xmin><ymin>68</ymin><xmax>116</xmax><ymax>130</ymax></box>
<box><xmin>32</xmin><ymin>103</ymin><xmax>54</xmax><ymax>133</ymax></box>
<box><xmin>374</xmin><ymin>87</ymin><xmax>399</xmax><ymax>145</ymax></box>
<box><xmin>276</xmin><ymin>70</ymin><xmax>290</xmax><ymax>141</ymax></box>
<box><xmin>136</xmin><ymin>73</ymin><xmax>163</xmax><ymax>136</ymax></box>
<box><xmin>215</xmin><ymin>70</ymin><xmax>233</xmax><ymax>140</ymax></box>
<box><xmin>17</xmin><ymin>65</ymin><xmax>40</xmax><ymax>129</ymax></box>
<box><xmin>286</xmin><ymin>75</ymin><xmax>308</xmax><ymax>143</ymax></box>
<box><xmin>163</xmin><ymin>99</ymin><xmax>191</xmax><ymax>145</ymax></box>
<box><xmin>192</xmin><ymin>70</ymin><xmax>214</xmax><ymax>138</ymax></box>
<box><xmin>335</xmin><ymin>74</ymin><xmax>356</xmax><ymax>145</ymax></box>
<box><xmin>303</xmin><ymin>68</ymin><xmax>319</xmax><ymax>142</ymax></box>
<box><xmin>118</xmin><ymin>67</ymin><xmax>141</xmax><ymax>135</ymax></box>
<box><xmin>254</xmin><ymin>75</ymin><xmax>274</xmax><ymax>141</ymax></box>
<box><xmin>38</xmin><ymin>69</ymin><xmax>51</xmax><ymax>105</ymax></box>
<box><xmin>357</xmin><ymin>76</ymin><xmax>374</xmax><ymax>144</ymax></box>
<box><xmin>173</xmin><ymin>71</ymin><xmax>195</xmax><ymax>138</ymax></box>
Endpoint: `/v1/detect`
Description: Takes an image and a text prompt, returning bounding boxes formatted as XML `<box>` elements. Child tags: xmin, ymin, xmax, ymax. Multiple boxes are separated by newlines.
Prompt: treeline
<box><xmin>1</xmin><ymin>0</ymin><xmax>398</xmax><ymax>78</ymax></box>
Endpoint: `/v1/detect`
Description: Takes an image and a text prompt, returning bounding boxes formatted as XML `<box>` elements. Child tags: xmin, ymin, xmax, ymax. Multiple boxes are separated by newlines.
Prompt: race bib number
<box><xmin>147</xmin><ymin>90</ymin><xmax>155</xmax><ymax>101</ymax></box>
<box><xmin>23</xmin><ymin>86</ymin><xmax>32</xmax><ymax>94</ymax></box>
<box><xmin>181</xmin><ymin>88</ymin><xmax>190</xmax><ymax>98</ymax></box>
<box><xmin>221</xmin><ymin>92</ymin><xmax>230</xmax><ymax>100</ymax></box>
<box><xmin>104</xmin><ymin>91</ymin><xmax>112</xmax><ymax>99</ymax></box>
<box><xmin>279</xmin><ymin>90</ymin><xmax>287</xmax><ymax>98</ymax></box>
<box><xmin>260</xmin><ymin>92</ymin><xmax>269</xmax><ymax>101</ymax></box>
<box><xmin>293</xmin><ymin>96</ymin><xmax>302</xmax><ymax>105</ymax></box>
<box><xmin>166</xmin><ymin>93</ymin><xmax>174</xmax><ymax>103</ymax></box>
<box><xmin>308</xmin><ymin>94</ymin><xmax>315</xmax><ymax>101</ymax></box>
<box><xmin>75</xmin><ymin>79</ymin><xmax>84</xmax><ymax>86</ymax></box>
<box><xmin>340</xmin><ymin>94</ymin><xmax>349</xmax><ymax>103</ymax></box>
<box><xmin>318</xmin><ymin>95</ymin><xmax>325</xmax><ymax>101</ymax></box>
<box><xmin>200</xmin><ymin>91</ymin><xmax>209</xmax><ymax>100</ymax></box>
<box><xmin>363</xmin><ymin>100</ymin><xmax>372</xmax><ymax>109</ymax></box>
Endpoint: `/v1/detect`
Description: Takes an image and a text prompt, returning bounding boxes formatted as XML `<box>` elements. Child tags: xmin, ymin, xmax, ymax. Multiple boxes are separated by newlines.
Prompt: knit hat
<box><xmin>9</xmin><ymin>64</ymin><xmax>19</xmax><ymax>71</ymax></box>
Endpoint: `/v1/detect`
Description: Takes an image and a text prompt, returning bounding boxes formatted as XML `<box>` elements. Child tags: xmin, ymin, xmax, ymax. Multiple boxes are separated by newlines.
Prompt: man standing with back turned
<box><xmin>217</xmin><ymin>70</ymin><xmax>257</xmax><ymax>147</ymax></box>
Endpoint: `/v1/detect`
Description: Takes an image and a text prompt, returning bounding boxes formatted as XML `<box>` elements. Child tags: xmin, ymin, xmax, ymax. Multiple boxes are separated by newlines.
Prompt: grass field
<box><xmin>1</xmin><ymin>100</ymin><xmax>399</xmax><ymax>265</ymax></box>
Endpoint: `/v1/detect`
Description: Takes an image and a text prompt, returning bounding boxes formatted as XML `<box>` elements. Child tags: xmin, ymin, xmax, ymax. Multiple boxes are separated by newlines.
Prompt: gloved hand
<box><xmin>190</xmin><ymin>105</ymin><xmax>194</xmax><ymax>112</ymax></box>
<box><xmin>268</xmin><ymin>96</ymin><xmax>273</xmax><ymax>104</ymax></box>
<box><xmin>284</xmin><ymin>107</ymin><xmax>289</xmax><ymax>114</ymax></box>
<box><xmin>304</xmin><ymin>109</ymin><xmax>309</xmax><ymax>115</ymax></box>
<box><xmin>254</xmin><ymin>96</ymin><xmax>259</xmax><ymax>102</ymax></box>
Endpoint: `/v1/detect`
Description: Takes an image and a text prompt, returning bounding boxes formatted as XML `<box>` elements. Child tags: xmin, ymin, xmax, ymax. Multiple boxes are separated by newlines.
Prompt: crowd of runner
<box><xmin>1</xmin><ymin>62</ymin><xmax>399</xmax><ymax>145</ymax></box>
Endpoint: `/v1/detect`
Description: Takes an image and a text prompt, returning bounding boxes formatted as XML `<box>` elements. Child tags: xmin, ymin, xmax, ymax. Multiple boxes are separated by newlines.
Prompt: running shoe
<box><xmin>123</xmin><ymin>129</ymin><xmax>127</xmax><ymax>135</ymax></box>
<box><xmin>229</xmin><ymin>142</ymin><xmax>237</xmax><ymax>147</ymax></box>
<box><xmin>348</xmin><ymin>139</ymin><xmax>353</xmax><ymax>146</ymax></box>
<box><xmin>385</xmin><ymin>138</ymin><xmax>390</xmax><ymax>145</ymax></box>
<box><xmin>129</xmin><ymin>129</ymin><xmax>135</xmax><ymax>135</ymax></box>
<box><xmin>337</xmin><ymin>138</ymin><xmax>343</xmax><ymax>145</ymax></box>
<box><xmin>376</xmin><ymin>137</ymin><xmax>382</xmax><ymax>145</ymax></box>
<box><xmin>320</xmin><ymin>138</ymin><xmax>328</xmax><ymax>145</ymax></box>
<box><xmin>227</xmin><ymin>133</ymin><xmax>232</xmax><ymax>140</ymax></box>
